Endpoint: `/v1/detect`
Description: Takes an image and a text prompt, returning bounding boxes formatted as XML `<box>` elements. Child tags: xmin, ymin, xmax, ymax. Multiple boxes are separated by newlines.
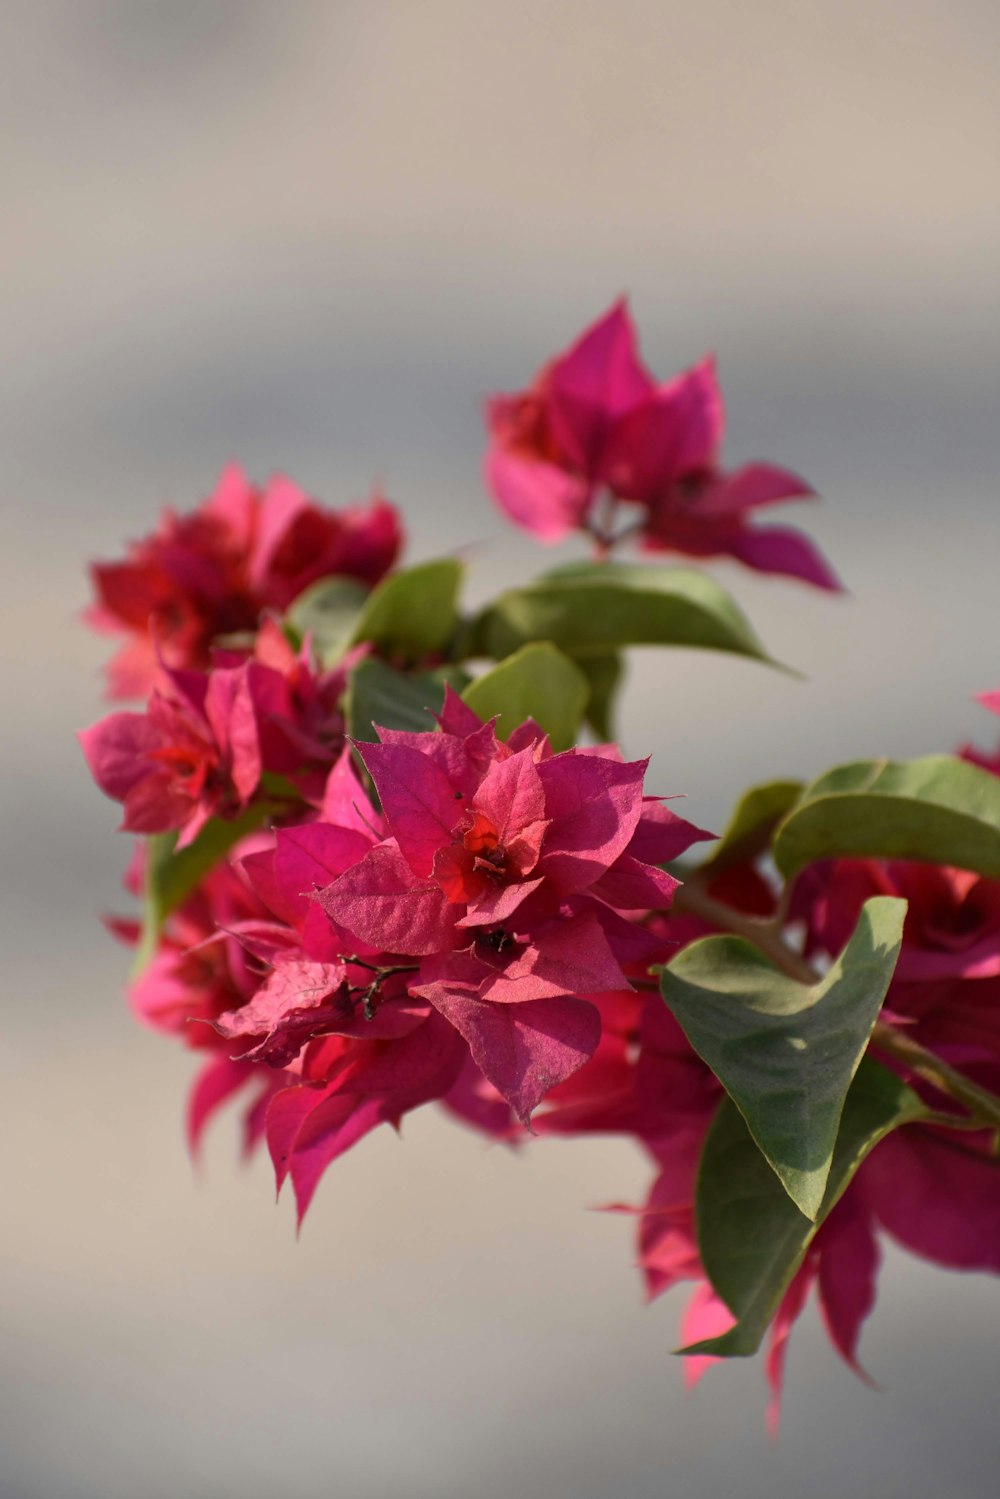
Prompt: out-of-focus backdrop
<box><xmin>3</xmin><ymin>3</ymin><xmax>999</xmax><ymax>1495</ymax></box>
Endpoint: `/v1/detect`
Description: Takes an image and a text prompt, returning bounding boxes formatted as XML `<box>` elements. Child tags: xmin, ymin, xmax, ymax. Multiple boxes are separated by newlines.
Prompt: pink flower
<box><xmin>79</xmin><ymin>665</ymin><xmax>262</xmax><ymax>847</ymax></box>
<box><xmin>316</xmin><ymin>691</ymin><xmax>707</xmax><ymax>1121</ymax></box>
<box><xmin>484</xmin><ymin>299</ymin><xmax>840</xmax><ymax>588</ymax></box>
<box><xmin>117</xmin><ymin>753</ymin><xmax>465</xmax><ymax>1219</ymax></box>
<box><xmin>486</xmin><ymin>300</ymin><xmax>654</xmax><ymax>541</ymax></box>
<box><xmin>79</xmin><ymin>634</ymin><xmax>355</xmax><ymax>845</ymax></box>
<box><xmin>196</xmin><ymin>722</ymin><xmax>697</xmax><ymax>1216</ymax></box>
<box><xmin>197</xmin><ymin>761</ymin><xmax>468</xmax><ymax>1221</ymax></box>
<box><xmin>87</xmin><ymin>464</ymin><xmax>402</xmax><ymax>697</ymax></box>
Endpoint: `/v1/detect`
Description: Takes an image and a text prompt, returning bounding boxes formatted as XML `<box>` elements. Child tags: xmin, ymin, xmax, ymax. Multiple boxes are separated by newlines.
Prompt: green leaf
<box><xmin>705</xmin><ymin>778</ymin><xmax>803</xmax><ymax>872</ymax></box>
<box><xmin>134</xmin><ymin>806</ymin><xmax>271</xmax><ymax>972</ymax></box>
<box><xmin>470</xmin><ymin>562</ymin><xmax>780</xmax><ymax>667</ymax></box>
<box><xmin>660</xmin><ymin>896</ymin><xmax>906</xmax><ymax>1218</ymax></box>
<box><xmin>346</xmin><ymin>657</ymin><xmax>468</xmax><ymax>742</ymax></box>
<box><xmin>773</xmin><ymin>754</ymin><xmax>1000</xmax><ymax>883</ymax></box>
<box><xmin>461</xmin><ymin>642</ymin><xmax>589</xmax><ymax>751</ymax></box>
<box><xmin>285</xmin><ymin>576</ymin><xmax>371</xmax><ymax>666</ymax></box>
<box><xmin>348</xmin><ymin>559</ymin><xmax>463</xmax><ymax>662</ymax></box>
<box><xmin>575</xmin><ymin>652</ymin><xmax>625</xmax><ymax>740</ymax></box>
<box><xmin>684</xmin><ymin>1059</ymin><xmax>928</xmax><ymax>1358</ymax></box>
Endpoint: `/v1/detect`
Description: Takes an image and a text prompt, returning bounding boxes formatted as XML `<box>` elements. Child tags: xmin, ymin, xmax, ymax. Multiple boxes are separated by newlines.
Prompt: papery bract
<box><xmin>87</xmin><ymin>464</ymin><xmax>402</xmax><ymax>697</ymax></box>
<box><xmin>211</xmin><ymin>779</ymin><xmax>471</xmax><ymax>1219</ymax></box>
<box><xmin>485</xmin><ymin>300</ymin><xmax>839</xmax><ymax>588</ymax></box>
<box><xmin>316</xmin><ymin>693</ymin><xmax>705</xmax><ymax>1120</ymax></box>
<box><xmin>79</xmin><ymin>638</ymin><xmax>354</xmax><ymax>844</ymax></box>
<box><xmin>122</xmin><ymin>757</ymin><xmax>466</xmax><ymax>1217</ymax></box>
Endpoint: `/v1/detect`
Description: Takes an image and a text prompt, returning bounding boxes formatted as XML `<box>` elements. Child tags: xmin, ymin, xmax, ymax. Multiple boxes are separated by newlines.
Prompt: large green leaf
<box><xmin>347</xmin><ymin>559</ymin><xmax>463</xmax><ymax>662</ymax></box>
<box><xmin>470</xmin><ymin>561</ymin><xmax>779</xmax><ymax>666</ymax></box>
<box><xmin>461</xmin><ymin>642</ymin><xmax>589</xmax><ymax>751</ymax></box>
<box><xmin>683</xmin><ymin>1060</ymin><xmax>928</xmax><ymax>1358</ymax></box>
<box><xmin>134</xmin><ymin>806</ymin><xmax>271</xmax><ymax>972</ymax></box>
<box><xmin>704</xmin><ymin>778</ymin><xmax>803</xmax><ymax>872</ymax></box>
<box><xmin>660</xmin><ymin>896</ymin><xmax>906</xmax><ymax>1218</ymax></box>
<box><xmin>773</xmin><ymin>754</ymin><xmax>1000</xmax><ymax>882</ymax></box>
<box><xmin>346</xmin><ymin>658</ymin><xmax>467</xmax><ymax>742</ymax></box>
<box><xmin>284</xmin><ymin>576</ymin><xmax>371</xmax><ymax>666</ymax></box>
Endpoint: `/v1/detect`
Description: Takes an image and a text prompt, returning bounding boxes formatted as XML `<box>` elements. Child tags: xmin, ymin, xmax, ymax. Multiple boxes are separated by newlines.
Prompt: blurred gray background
<box><xmin>2</xmin><ymin>2</ymin><xmax>999</xmax><ymax>1495</ymax></box>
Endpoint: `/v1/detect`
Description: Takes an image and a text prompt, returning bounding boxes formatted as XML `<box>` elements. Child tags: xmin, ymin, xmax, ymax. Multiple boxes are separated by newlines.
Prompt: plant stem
<box><xmin>673</xmin><ymin>882</ymin><xmax>815</xmax><ymax>983</ymax></box>
<box><xmin>673</xmin><ymin>878</ymin><xmax>1000</xmax><ymax>1134</ymax></box>
<box><xmin>869</xmin><ymin>1023</ymin><xmax>1000</xmax><ymax>1133</ymax></box>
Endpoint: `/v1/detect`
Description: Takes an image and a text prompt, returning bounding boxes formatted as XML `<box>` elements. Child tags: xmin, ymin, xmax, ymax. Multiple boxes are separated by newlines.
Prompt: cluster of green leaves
<box><xmin>287</xmin><ymin>555</ymin><xmax>783</xmax><ymax>749</ymax></box>
<box><xmin>659</xmin><ymin>752</ymin><xmax>1000</xmax><ymax>1358</ymax></box>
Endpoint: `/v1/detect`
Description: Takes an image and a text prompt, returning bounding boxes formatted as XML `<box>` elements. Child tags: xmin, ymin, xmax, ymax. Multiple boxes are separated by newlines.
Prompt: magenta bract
<box><xmin>484</xmin><ymin>299</ymin><xmax>840</xmax><ymax>587</ymax></box>
<box><xmin>87</xmin><ymin>464</ymin><xmax>403</xmax><ymax>697</ymax></box>
<box><xmin>79</xmin><ymin>638</ymin><xmax>354</xmax><ymax>844</ymax></box>
<box><xmin>316</xmin><ymin>699</ymin><xmax>703</xmax><ymax>1120</ymax></box>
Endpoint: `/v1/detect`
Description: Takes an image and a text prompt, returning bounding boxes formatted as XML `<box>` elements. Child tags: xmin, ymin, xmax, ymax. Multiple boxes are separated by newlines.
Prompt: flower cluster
<box><xmin>107</xmin><ymin>701</ymin><xmax>707</xmax><ymax>1222</ymax></box>
<box><xmin>80</xmin><ymin>298</ymin><xmax>1000</xmax><ymax>1427</ymax></box>
<box><xmin>80</xmin><ymin>620</ymin><xmax>356</xmax><ymax>845</ymax></box>
<box><xmin>484</xmin><ymin>300</ymin><xmax>841</xmax><ymax>588</ymax></box>
<box><xmin>87</xmin><ymin>464</ymin><xmax>401</xmax><ymax>698</ymax></box>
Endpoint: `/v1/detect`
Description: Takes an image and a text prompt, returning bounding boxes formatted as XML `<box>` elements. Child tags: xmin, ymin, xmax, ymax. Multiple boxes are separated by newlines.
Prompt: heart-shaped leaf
<box><xmin>660</xmin><ymin>896</ymin><xmax>907</xmax><ymax>1217</ymax></box>
<box><xmin>682</xmin><ymin>1060</ymin><xmax>928</xmax><ymax>1358</ymax></box>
